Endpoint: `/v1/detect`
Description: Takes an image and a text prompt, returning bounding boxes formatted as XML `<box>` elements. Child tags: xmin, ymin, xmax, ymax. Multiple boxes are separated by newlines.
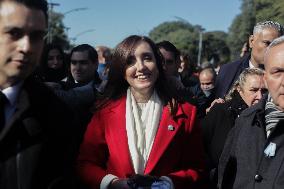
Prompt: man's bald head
<box><xmin>199</xmin><ymin>68</ymin><xmax>216</xmax><ymax>92</ymax></box>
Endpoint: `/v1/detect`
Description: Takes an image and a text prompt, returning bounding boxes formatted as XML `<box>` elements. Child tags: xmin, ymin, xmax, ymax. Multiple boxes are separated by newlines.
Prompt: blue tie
<box><xmin>0</xmin><ymin>91</ymin><xmax>7</xmax><ymax>132</ymax></box>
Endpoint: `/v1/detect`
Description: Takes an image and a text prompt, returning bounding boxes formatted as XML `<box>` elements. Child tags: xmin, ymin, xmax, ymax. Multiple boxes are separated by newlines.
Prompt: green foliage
<box><xmin>149</xmin><ymin>20</ymin><xmax>230</xmax><ymax>65</ymax></box>
<box><xmin>255</xmin><ymin>0</ymin><xmax>284</xmax><ymax>24</ymax></box>
<box><xmin>47</xmin><ymin>11</ymin><xmax>70</xmax><ymax>49</ymax></box>
<box><xmin>203</xmin><ymin>32</ymin><xmax>230</xmax><ymax>64</ymax></box>
<box><xmin>147</xmin><ymin>0</ymin><xmax>284</xmax><ymax>66</ymax></box>
<box><xmin>227</xmin><ymin>0</ymin><xmax>284</xmax><ymax>61</ymax></box>
<box><xmin>227</xmin><ymin>0</ymin><xmax>255</xmax><ymax>60</ymax></box>
<box><xmin>149</xmin><ymin>21</ymin><xmax>197</xmax><ymax>41</ymax></box>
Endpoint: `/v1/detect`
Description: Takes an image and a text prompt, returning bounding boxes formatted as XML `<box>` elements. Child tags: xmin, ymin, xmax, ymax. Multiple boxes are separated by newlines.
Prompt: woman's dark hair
<box><xmin>96</xmin><ymin>35</ymin><xmax>176</xmax><ymax>112</ymax></box>
<box><xmin>156</xmin><ymin>40</ymin><xmax>181</xmax><ymax>62</ymax></box>
<box><xmin>41</xmin><ymin>43</ymin><xmax>65</xmax><ymax>69</ymax></box>
<box><xmin>36</xmin><ymin>43</ymin><xmax>67</xmax><ymax>82</ymax></box>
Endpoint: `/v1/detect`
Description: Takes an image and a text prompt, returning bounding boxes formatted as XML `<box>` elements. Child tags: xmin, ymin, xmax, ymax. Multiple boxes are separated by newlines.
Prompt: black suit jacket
<box><xmin>217</xmin><ymin>94</ymin><xmax>284</xmax><ymax>189</ymax></box>
<box><xmin>0</xmin><ymin>77</ymin><xmax>79</xmax><ymax>189</ymax></box>
<box><xmin>215</xmin><ymin>55</ymin><xmax>250</xmax><ymax>98</ymax></box>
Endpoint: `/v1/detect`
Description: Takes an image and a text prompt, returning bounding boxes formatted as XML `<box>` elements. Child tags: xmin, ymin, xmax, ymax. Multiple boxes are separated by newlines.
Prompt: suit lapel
<box><xmin>107</xmin><ymin>96</ymin><xmax>135</xmax><ymax>174</ymax></box>
<box><xmin>0</xmin><ymin>89</ymin><xmax>30</xmax><ymax>140</ymax></box>
<box><xmin>145</xmin><ymin>105</ymin><xmax>184</xmax><ymax>174</ymax></box>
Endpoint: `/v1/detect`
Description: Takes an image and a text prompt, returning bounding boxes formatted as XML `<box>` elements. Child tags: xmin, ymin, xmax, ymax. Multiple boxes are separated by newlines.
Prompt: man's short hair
<box><xmin>70</xmin><ymin>44</ymin><xmax>98</xmax><ymax>63</ymax></box>
<box><xmin>156</xmin><ymin>40</ymin><xmax>180</xmax><ymax>61</ymax></box>
<box><xmin>0</xmin><ymin>0</ymin><xmax>48</xmax><ymax>21</ymax></box>
<box><xmin>253</xmin><ymin>21</ymin><xmax>284</xmax><ymax>35</ymax></box>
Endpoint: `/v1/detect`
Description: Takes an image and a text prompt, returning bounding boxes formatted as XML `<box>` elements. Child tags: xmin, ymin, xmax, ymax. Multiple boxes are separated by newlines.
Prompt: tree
<box><xmin>227</xmin><ymin>0</ymin><xmax>255</xmax><ymax>60</ymax></box>
<box><xmin>149</xmin><ymin>20</ymin><xmax>201</xmax><ymax>63</ymax></box>
<box><xmin>227</xmin><ymin>0</ymin><xmax>284</xmax><ymax>61</ymax></box>
<box><xmin>203</xmin><ymin>31</ymin><xmax>230</xmax><ymax>64</ymax></box>
<box><xmin>47</xmin><ymin>10</ymin><xmax>70</xmax><ymax>49</ymax></box>
<box><xmin>149</xmin><ymin>20</ymin><xmax>230</xmax><ymax>65</ymax></box>
<box><xmin>255</xmin><ymin>0</ymin><xmax>284</xmax><ymax>23</ymax></box>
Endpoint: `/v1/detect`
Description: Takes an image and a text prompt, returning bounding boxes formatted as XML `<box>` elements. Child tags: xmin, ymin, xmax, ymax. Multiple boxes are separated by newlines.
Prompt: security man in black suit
<box><xmin>0</xmin><ymin>0</ymin><xmax>79</xmax><ymax>188</ymax></box>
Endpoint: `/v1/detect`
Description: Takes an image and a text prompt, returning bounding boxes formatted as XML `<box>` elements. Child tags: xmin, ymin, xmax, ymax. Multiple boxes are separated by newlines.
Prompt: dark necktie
<box><xmin>0</xmin><ymin>91</ymin><xmax>7</xmax><ymax>132</ymax></box>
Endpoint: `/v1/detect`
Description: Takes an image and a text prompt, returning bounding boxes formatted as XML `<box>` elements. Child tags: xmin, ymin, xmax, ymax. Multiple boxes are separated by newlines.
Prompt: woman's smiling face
<box><xmin>124</xmin><ymin>41</ymin><xmax>159</xmax><ymax>97</ymax></box>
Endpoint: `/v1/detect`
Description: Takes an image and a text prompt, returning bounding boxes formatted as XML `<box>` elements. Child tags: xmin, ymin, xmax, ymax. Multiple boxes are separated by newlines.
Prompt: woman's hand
<box><xmin>206</xmin><ymin>98</ymin><xmax>225</xmax><ymax>114</ymax></box>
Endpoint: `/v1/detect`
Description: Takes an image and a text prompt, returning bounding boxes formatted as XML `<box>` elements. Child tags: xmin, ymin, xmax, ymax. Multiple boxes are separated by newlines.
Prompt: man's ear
<box><xmin>263</xmin><ymin>71</ymin><xmax>268</xmax><ymax>89</ymax></box>
<box><xmin>249</xmin><ymin>35</ymin><xmax>254</xmax><ymax>48</ymax></box>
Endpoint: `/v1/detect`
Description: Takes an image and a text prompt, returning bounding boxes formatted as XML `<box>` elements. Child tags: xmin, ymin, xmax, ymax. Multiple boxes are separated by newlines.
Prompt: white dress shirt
<box><xmin>1</xmin><ymin>82</ymin><xmax>23</xmax><ymax>123</ymax></box>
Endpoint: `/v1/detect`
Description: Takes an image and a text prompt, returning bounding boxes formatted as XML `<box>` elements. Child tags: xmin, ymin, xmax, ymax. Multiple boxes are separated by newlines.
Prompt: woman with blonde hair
<box><xmin>201</xmin><ymin>68</ymin><xmax>266</xmax><ymax>188</ymax></box>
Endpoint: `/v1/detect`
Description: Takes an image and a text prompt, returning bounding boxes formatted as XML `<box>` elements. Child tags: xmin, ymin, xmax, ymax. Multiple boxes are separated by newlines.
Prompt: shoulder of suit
<box><xmin>23</xmin><ymin>77</ymin><xmax>73</xmax><ymax>111</ymax></box>
<box><xmin>220</xmin><ymin>59</ymin><xmax>243</xmax><ymax>70</ymax></box>
<box><xmin>221</xmin><ymin>54</ymin><xmax>250</xmax><ymax>69</ymax></box>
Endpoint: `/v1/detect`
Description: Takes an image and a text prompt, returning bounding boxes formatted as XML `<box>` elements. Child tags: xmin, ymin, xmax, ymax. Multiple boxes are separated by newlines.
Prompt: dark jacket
<box><xmin>203</xmin><ymin>88</ymin><xmax>216</xmax><ymax>111</ymax></box>
<box><xmin>53</xmin><ymin>80</ymin><xmax>100</xmax><ymax>142</ymax></box>
<box><xmin>60</xmin><ymin>71</ymin><xmax>101</xmax><ymax>90</ymax></box>
<box><xmin>33</xmin><ymin>66</ymin><xmax>67</xmax><ymax>83</ymax></box>
<box><xmin>180</xmin><ymin>71</ymin><xmax>199</xmax><ymax>88</ymax></box>
<box><xmin>215</xmin><ymin>55</ymin><xmax>250</xmax><ymax>98</ymax></box>
<box><xmin>0</xmin><ymin>77</ymin><xmax>79</xmax><ymax>189</ymax></box>
<box><xmin>218</xmin><ymin>93</ymin><xmax>284</xmax><ymax>189</ymax></box>
<box><xmin>202</xmin><ymin>92</ymin><xmax>248</xmax><ymax>169</ymax></box>
<box><xmin>167</xmin><ymin>75</ymin><xmax>207</xmax><ymax>118</ymax></box>
<box><xmin>201</xmin><ymin>92</ymin><xmax>248</xmax><ymax>188</ymax></box>
<box><xmin>177</xmin><ymin>84</ymin><xmax>207</xmax><ymax>118</ymax></box>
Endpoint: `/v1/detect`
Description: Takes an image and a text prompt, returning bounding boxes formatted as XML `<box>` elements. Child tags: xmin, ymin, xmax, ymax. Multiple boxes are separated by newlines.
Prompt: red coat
<box><xmin>77</xmin><ymin>96</ymin><xmax>206</xmax><ymax>189</ymax></box>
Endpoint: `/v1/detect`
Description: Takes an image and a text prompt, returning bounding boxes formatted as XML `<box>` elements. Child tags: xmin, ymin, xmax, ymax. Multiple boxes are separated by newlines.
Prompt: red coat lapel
<box><xmin>106</xmin><ymin>96</ymin><xmax>135</xmax><ymax>174</ymax></box>
<box><xmin>107</xmin><ymin>98</ymin><xmax>186</xmax><ymax>175</ymax></box>
<box><xmin>144</xmin><ymin>105</ymin><xmax>184</xmax><ymax>174</ymax></box>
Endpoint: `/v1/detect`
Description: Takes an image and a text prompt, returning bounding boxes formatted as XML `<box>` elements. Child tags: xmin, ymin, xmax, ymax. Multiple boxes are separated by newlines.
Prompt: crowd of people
<box><xmin>1</xmin><ymin>0</ymin><xmax>284</xmax><ymax>189</ymax></box>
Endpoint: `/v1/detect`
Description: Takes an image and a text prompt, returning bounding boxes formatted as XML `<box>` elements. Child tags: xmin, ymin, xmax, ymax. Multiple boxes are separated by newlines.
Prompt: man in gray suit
<box><xmin>0</xmin><ymin>0</ymin><xmax>78</xmax><ymax>188</ymax></box>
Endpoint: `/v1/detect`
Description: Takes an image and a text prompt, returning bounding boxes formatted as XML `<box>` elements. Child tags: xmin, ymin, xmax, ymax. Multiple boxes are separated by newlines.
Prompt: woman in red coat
<box><xmin>77</xmin><ymin>35</ymin><xmax>206</xmax><ymax>189</ymax></box>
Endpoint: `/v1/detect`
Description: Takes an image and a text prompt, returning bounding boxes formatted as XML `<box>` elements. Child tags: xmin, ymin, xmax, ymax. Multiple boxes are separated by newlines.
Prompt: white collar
<box><xmin>249</xmin><ymin>60</ymin><xmax>257</xmax><ymax>68</ymax></box>
<box><xmin>1</xmin><ymin>82</ymin><xmax>23</xmax><ymax>106</ymax></box>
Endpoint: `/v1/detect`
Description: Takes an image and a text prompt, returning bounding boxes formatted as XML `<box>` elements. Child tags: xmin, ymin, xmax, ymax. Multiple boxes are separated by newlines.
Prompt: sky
<box><xmin>50</xmin><ymin>0</ymin><xmax>242</xmax><ymax>48</ymax></box>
